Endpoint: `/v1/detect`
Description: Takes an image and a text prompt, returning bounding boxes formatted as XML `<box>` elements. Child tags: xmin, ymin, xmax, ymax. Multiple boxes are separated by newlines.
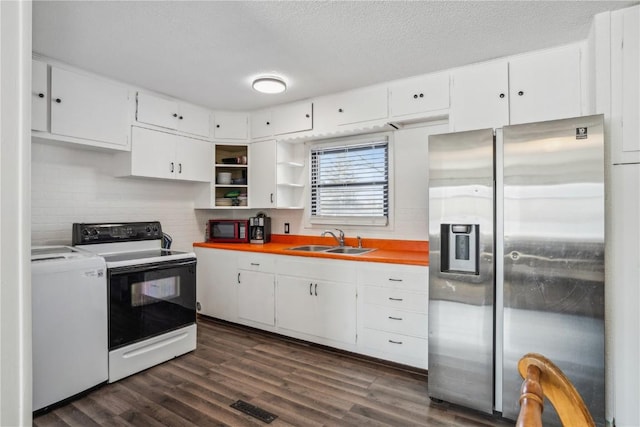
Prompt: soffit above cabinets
<box><xmin>32</xmin><ymin>1</ymin><xmax>637</xmax><ymax>112</ymax></box>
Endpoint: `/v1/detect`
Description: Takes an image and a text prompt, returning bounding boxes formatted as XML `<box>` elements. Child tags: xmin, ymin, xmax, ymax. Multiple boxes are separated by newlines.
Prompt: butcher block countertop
<box><xmin>193</xmin><ymin>234</ymin><xmax>429</xmax><ymax>266</ymax></box>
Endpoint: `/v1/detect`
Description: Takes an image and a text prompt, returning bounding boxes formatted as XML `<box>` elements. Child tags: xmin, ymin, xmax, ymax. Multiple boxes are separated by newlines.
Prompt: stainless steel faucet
<box><xmin>321</xmin><ymin>228</ymin><xmax>345</xmax><ymax>246</ymax></box>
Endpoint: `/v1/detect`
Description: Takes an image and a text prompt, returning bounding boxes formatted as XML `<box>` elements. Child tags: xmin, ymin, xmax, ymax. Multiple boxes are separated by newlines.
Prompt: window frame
<box><xmin>305</xmin><ymin>132</ymin><xmax>394</xmax><ymax>228</ymax></box>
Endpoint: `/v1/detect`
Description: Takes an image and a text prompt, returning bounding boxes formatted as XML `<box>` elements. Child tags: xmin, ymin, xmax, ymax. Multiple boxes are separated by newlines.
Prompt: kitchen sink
<box><xmin>324</xmin><ymin>247</ymin><xmax>375</xmax><ymax>255</ymax></box>
<box><xmin>286</xmin><ymin>245</ymin><xmax>334</xmax><ymax>252</ymax></box>
<box><xmin>285</xmin><ymin>245</ymin><xmax>376</xmax><ymax>255</ymax></box>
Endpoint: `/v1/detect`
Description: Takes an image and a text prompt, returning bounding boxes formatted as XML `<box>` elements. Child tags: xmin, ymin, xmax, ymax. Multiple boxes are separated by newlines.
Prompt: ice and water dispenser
<box><xmin>440</xmin><ymin>224</ymin><xmax>480</xmax><ymax>274</ymax></box>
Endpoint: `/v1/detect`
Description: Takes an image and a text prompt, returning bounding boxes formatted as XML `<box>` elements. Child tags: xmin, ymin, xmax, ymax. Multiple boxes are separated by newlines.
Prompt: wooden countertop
<box><xmin>193</xmin><ymin>234</ymin><xmax>429</xmax><ymax>266</ymax></box>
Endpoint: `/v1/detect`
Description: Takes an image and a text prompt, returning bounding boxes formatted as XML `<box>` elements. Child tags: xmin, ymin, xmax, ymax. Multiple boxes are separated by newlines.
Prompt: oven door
<box><xmin>108</xmin><ymin>259</ymin><xmax>196</xmax><ymax>350</ymax></box>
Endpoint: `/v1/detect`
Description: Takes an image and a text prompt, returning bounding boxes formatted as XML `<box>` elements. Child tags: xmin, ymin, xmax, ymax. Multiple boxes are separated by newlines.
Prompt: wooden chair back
<box><xmin>515</xmin><ymin>353</ymin><xmax>595</xmax><ymax>427</ymax></box>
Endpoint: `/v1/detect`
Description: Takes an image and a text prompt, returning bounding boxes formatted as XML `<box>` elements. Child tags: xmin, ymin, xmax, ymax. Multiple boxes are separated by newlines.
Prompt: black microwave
<box><xmin>206</xmin><ymin>219</ymin><xmax>249</xmax><ymax>243</ymax></box>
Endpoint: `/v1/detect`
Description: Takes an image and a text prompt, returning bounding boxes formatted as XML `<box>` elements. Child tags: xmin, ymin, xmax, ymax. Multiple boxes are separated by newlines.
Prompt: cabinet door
<box><xmin>450</xmin><ymin>61</ymin><xmax>509</xmax><ymax>131</ymax></box>
<box><xmin>237</xmin><ymin>270</ymin><xmax>275</xmax><ymax>326</ymax></box>
<box><xmin>508</xmin><ymin>45</ymin><xmax>582</xmax><ymax>125</ymax></box>
<box><xmin>276</xmin><ymin>275</ymin><xmax>317</xmax><ymax>336</ymax></box>
<box><xmin>611</xmin><ymin>5</ymin><xmax>640</xmax><ymax>164</ymax></box>
<box><xmin>130</xmin><ymin>127</ymin><xmax>176</xmax><ymax>179</ymax></box>
<box><xmin>175</xmin><ymin>135</ymin><xmax>213</xmax><ymax>182</ymax></box>
<box><xmin>389</xmin><ymin>72</ymin><xmax>449</xmax><ymax>118</ymax></box>
<box><xmin>178</xmin><ymin>103</ymin><xmax>211</xmax><ymax>138</ymax></box>
<box><xmin>272</xmin><ymin>101</ymin><xmax>313</xmax><ymax>135</ymax></box>
<box><xmin>249</xmin><ymin>139</ymin><xmax>277</xmax><ymax>208</ymax></box>
<box><xmin>136</xmin><ymin>92</ymin><xmax>177</xmax><ymax>130</ymax></box>
<box><xmin>50</xmin><ymin>67</ymin><xmax>129</xmax><ymax>147</ymax></box>
<box><xmin>337</xmin><ymin>86</ymin><xmax>388</xmax><ymax>125</ymax></box>
<box><xmin>32</xmin><ymin>59</ymin><xmax>48</xmax><ymax>132</ymax></box>
<box><xmin>314</xmin><ymin>280</ymin><xmax>357</xmax><ymax>344</ymax></box>
<box><xmin>250</xmin><ymin>109</ymin><xmax>273</xmax><ymax>139</ymax></box>
<box><xmin>214</xmin><ymin>112</ymin><xmax>248</xmax><ymax>140</ymax></box>
<box><xmin>194</xmin><ymin>248</ymin><xmax>238</xmax><ymax>322</ymax></box>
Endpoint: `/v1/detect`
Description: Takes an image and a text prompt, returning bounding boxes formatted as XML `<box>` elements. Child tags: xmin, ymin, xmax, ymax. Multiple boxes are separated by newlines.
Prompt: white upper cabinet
<box><xmin>250</xmin><ymin>101</ymin><xmax>313</xmax><ymax>139</ymax></box>
<box><xmin>118</xmin><ymin>126</ymin><xmax>212</xmax><ymax>182</ymax></box>
<box><xmin>315</xmin><ymin>85</ymin><xmax>388</xmax><ymax>130</ymax></box>
<box><xmin>249</xmin><ymin>139</ymin><xmax>277</xmax><ymax>208</ymax></box>
<box><xmin>508</xmin><ymin>45</ymin><xmax>582</xmax><ymax>125</ymax></box>
<box><xmin>136</xmin><ymin>92</ymin><xmax>211</xmax><ymax>138</ymax></box>
<box><xmin>450</xmin><ymin>45</ymin><xmax>583</xmax><ymax>132</ymax></box>
<box><xmin>31</xmin><ymin>60</ymin><xmax>48</xmax><ymax>132</ymax></box>
<box><xmin>389</xmin><ymin>72</ymin><xmax>449</xmax><ymax>119</ymax></box>
<box><xmin>451</xmin><ymin>60</ymin><xmax>510</xmax><ymax>132</ymax></box>
<box><xmin>611</xmin><ymin>5</ymin><xmax>640</xmax><ymax>164</ymax></box>
<box><xmin>50</xmin><ymin>66</ymin><xmax>130</xmax><ymax>148</ymax></box>
<box><xmin>272</xmin><ymin>101</ymin><xmax>313</xmax><ymax>135</ymax></box>
<box><xmin>213</xmin><ymin>111</ymin><xmax>249</xmax><ymax>140</ymax></box>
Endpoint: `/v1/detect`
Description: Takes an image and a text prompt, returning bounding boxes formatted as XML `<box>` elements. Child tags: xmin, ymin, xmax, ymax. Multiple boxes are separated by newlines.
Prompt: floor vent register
<box><xmin>230</xmin><ymin>399</ymin><xmax>278</xmax><ymax>423</ymax></box>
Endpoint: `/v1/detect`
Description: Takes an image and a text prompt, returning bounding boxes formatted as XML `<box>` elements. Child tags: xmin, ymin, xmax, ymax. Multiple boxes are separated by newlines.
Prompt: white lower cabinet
<box><xmin>237</xmin><ymin>253</ymin><xmax>276</xmax><ymax>327</ymax></box>
<box><xmin>194</xmin><ymin>248</ymin><xmax>427</xmax><ymax>367</ymax></box>
<box><xmin>194</xmin><ymin>248</ymin><xmax>238</xmax><ymax>322</ymax></box>
<box><xmin>277</xmin><ymin>275</ymin><xmax>357</xmax><ymax>345</ymax></box>
<box><xmin>357</xmin><ymin>263</ymin><xmax>429</xmax><ymax>369</ymax></box>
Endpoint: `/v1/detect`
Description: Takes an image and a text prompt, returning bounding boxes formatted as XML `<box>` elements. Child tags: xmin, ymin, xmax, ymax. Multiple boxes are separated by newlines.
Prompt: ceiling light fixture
<box><xmin>252</xmin><ymin>76</ymin><xmax>287</xmax><ymax>94</ymax></box>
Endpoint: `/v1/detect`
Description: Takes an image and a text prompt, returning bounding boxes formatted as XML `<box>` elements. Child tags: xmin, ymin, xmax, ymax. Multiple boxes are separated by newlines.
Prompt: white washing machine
<box><xmin>31</xmin><ymin>246</ymin><xmax>108</xmax><ymax>411</ymax></box>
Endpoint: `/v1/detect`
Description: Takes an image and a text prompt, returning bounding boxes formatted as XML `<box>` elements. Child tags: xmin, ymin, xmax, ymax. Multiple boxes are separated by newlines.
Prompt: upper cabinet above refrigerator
<box><xmin>450</xmin><ymin>44</ymin><xmax>584</xmax><ymax>132</ymax></box>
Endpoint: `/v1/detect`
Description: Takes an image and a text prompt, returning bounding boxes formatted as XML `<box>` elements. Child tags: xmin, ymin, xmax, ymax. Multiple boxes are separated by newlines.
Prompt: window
<box><xmin>309</xmin><ymin>135</ymin><xmax>389</xmax><ymax>226</ymax></box>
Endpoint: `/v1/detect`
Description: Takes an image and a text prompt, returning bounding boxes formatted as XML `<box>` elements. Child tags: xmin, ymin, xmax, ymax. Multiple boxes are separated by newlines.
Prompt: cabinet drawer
<box><xmin>362</xmin><ymin>305</ymin><xmax>427</xmax><ymax>338</ymax></box>
<box><xmin>359</xmin><ymin>264</ymin><xmax>427</xmax><ymax>291</ymax></box>
<box><xmin>359</xmin><ymin>328</ymin><xmax>427</xmax><ymax>368</ymax></box>
<box><xmin>362</xmin><ymin>286</ymin><xmax>427</xmax><ymax>313</ymax></box>
<box><xmin>278</xmin><ymin>257</ymin><xmax>357</xmax><ymax>283</ymax></box>
<box><xmin>238</xmin><ymin>254</ymin><xmax>276</xmax><ymax>273</ymax></box>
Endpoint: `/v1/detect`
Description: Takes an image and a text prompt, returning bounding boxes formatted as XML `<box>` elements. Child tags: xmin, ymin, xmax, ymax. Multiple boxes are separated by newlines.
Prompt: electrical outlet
<box><xmin>284</xmin><ymin>223</ymin><xmax>290</xmax><ymax>234</ymax></box>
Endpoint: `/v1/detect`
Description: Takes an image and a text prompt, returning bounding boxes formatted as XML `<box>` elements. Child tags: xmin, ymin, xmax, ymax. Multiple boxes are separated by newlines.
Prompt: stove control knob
<box><xmin>146</xmin><ymin>226</ymin><xmax>151</xmax><ymax>233</ymax></box>
<box><xmin>82</xmin><ymin>229</ymin><xmax>89</xmax><ymax>236</ymax></box>
<box><xmin>153</xmin><ymin>226</ymin><xmax>159</xmax><ymax>232</ymax></box>
<box><xmin>90</xmin><ymin>229</ymin><xmax>98</xmax><ymax>236</ymax></box>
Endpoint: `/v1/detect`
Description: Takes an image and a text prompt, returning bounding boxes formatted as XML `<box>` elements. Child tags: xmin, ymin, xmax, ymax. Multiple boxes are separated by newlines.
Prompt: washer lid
<box><xmin>31</xmin><ymin>246</ymin><xmax>93</xmax><ymax>262</ymax></box>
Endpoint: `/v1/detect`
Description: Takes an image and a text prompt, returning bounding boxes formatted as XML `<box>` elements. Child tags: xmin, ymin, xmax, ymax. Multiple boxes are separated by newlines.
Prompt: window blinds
<box><xmin>310</xmin><ymin>139</ymin><xmax>389</xmax><ymax>221</ymax></box>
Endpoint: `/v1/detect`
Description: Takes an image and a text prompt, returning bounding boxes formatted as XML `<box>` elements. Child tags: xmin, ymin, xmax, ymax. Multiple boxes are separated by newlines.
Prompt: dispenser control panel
<box><xmin>440</xmin><ymin>224</ymin><xmax>479</xmax><ymax>274</ymax></box>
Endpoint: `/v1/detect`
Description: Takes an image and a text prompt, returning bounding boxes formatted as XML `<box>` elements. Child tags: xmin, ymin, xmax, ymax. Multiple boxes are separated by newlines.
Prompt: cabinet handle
<box><xmin>419</xmin><ymin>93</ymin><xmax>424</xmax><ymax>98</ymax></box>
<box><xmin>250</xmin><ymin>263</ymin><xmax>260</xmax><ymax>266</ymax></box>
<box><xmin>38</xmin><ymin>93</ymin><xmax>45</xmax><ymax>98</ymax></box>
<box><xmin>309</xmin><ymin>283</ymin><xmax>313</xmax><ymax>295</ymax></box>
<box><xmin>170</xmin><ymin>162</ymin><xmax>174</xmax><ymax>173</ymax></box>
<box><xmin>238</xmin><ymin>273</ymin><xmax>241</xmax><ymax>284</ymax></box>
<box><xmin>216</xmin><ymin>124</ymin><xmax>220</xmax><ymax>128</ymax></box>
<box><xmin>270</xmin><ymin>193</ymin><xmax>274</xmax><ymax>203</ymax></box>
<box><xmin>388</xmin><ymin>297</ymin><xmax>404</xmax><ymax>301</ymax></box>
<box><xmin>413</xmin><ymin>94</ymin><xmax>418</xmax><ymax>99</ymax></box>
<box><xmin>388</xmin><ymin>340</ymin><xmax>403</xmax><ymax>345</ymax></box>
<box><xmin>314</xmin><ymin>283</ymin><xmax>318</xmax><ymax>296</ymax></box>
<box><xmin>178</xmin><ymin>163</ymin><xmax>182</xmax><ymax>173</ymax></box>
<box><xmin>305</xmin><ymin>114</ymin><xmax>310</xmax><ymax>118</ymax></box>
<box><xmin>388</xmin><ymin>316</ymin><xmax>403</xmax><ymax>321</ymax></box>
<box><xmin>179</xmin><ymin>116</ymin><xmax>183</xmax><ymax>120</ymax></box>
<box><xmin>55</xmin><ymin>98</ymin><xmax>62</xmax><ymax>103</ymax></box>
<box><xmin>518</xmin><ymin>91</ymin><xmax>524</xmax><ymax>96</ymax></box>
<box><xmin>388</xmin><ymin>278</ymin><xmax>403</xmax><ymax>282</ymax></box>
<box><xmin>173</xmin><ymin>113</ymin><xmax>178</xmax><ymax>118</ymax></box>
<box><xmin>338</xmin><ymin>108</ymin><xmax>343</xmax><ymax>113</ymax></box>
<box><xmin>266</xmin><ymin>121</ymin><xmax>270</xmax><ymax>125</ymax></box>
<box><xmin>499</xmin><ymin>93</ymin><xmax>505</xmax><ymax>98</ymax></box>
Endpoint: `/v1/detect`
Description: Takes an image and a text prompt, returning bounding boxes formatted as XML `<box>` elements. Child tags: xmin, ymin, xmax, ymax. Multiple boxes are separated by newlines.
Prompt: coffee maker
<box><xmin>249</xmin><ymin>214</ymin><xmax>271</xmax><ymax>244</ymax></box>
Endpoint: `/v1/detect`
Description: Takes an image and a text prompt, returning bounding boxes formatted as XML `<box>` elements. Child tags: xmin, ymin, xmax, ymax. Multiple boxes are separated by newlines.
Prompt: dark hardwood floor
<box><xmin>34</xmin><ymin>317</ymin><xmax>513</xmax><ymax>426</ymax></box>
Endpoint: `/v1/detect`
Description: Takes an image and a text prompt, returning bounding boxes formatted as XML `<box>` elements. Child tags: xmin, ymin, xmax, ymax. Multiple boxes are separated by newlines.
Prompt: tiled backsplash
<box><xmin>31</xmin><ymin>141</ymin><xmax>205</xmax><ymax>251</ymax></box>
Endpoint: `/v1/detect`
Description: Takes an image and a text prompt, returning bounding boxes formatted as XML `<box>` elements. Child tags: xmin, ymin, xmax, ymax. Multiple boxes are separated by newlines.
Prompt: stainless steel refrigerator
<box><xmin>427</xmin><ymin>115</ymin><xmax>605</xmax><ymax>426</ymax></box>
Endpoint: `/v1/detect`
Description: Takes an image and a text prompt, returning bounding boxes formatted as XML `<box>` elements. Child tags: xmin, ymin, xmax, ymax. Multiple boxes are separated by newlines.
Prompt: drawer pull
<box><xmin>388</xmin><ymin>340</ymin><xmax>403</xmax><ymax>345</ymax></box>
<box><xmin>388</xmin><ymin>278</ymin><xmax>403</xmax><ymax>282</ymax></box>
<box><xmin>388</xmin><ymin>297</ymin><xmax>403</xmax><ymax>301</ymax></box>
<box><xmin>250</xmin><ymin>263</ymin><xmax>260</xmax><ymax>266</ymax></box>
<box><xmin>388</xmin><ymin>316</ymin><xmax>403</xmax><ymax>321</ymax></box>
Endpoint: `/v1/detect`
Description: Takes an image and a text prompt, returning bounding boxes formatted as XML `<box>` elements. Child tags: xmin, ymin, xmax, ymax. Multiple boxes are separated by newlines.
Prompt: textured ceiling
<box><xmin>33</xmin><ymin>1</ymin><xmax>638</xmax><ymax>111</ymax></box>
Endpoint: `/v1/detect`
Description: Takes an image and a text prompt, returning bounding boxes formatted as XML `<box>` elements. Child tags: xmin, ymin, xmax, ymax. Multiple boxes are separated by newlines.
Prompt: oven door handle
<box><xmin>108</xmin><ymin>259</ymin><xmax>196</xmax><ymax>275</ymax></box>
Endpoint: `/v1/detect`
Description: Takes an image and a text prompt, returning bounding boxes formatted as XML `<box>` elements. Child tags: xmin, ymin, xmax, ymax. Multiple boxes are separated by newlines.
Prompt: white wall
<box><xmin>1</xmin><ymin>1</ymin><xmax>32</xmax><ymax>424</ymax></box>
<box><xmin>31</xmin><ymin>141</ymin><xmax>205</xmax><ymax>251</ymax></box>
